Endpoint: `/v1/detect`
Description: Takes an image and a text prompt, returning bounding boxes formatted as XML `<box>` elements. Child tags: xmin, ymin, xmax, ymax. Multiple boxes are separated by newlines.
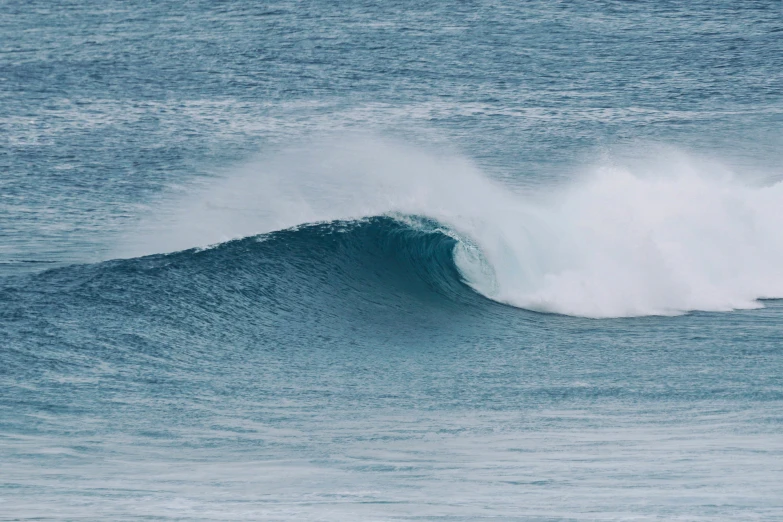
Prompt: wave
<box><xmin>118</xmin><ymin>137</ymin><xmax>783</xmax><ymax>318</ymax></box>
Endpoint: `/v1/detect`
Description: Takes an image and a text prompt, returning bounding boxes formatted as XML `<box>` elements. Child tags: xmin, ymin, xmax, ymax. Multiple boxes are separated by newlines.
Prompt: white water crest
<box><xmin>122</xmin><ymin>137</ymin><xmax>783</xmax><ymax>318</ymax></box>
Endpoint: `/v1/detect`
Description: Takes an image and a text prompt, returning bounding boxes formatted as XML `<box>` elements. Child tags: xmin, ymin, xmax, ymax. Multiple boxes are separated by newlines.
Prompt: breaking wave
<box><xmin>118</xmin><ymin>138</ymin><xmax>783</xmax><ymax>318</ymax></box>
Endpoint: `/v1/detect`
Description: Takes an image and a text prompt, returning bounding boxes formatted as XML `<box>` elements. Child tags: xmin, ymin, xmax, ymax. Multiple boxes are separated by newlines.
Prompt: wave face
<box><xmin>120</xmin><ymin>140</ymin><xmax>783</xmax><ymax>318</ymax></box>
<box><xmin>2</xmin><ymin>217</ymin><xmax>492</xmax><ymax>359</ymax></box>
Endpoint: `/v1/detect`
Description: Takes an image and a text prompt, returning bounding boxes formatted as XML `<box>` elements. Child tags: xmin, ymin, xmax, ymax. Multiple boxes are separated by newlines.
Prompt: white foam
<box><xmin>120</xmin><ymin>137</ymin><xmax>783</xmax><ymax>318</ymax></box>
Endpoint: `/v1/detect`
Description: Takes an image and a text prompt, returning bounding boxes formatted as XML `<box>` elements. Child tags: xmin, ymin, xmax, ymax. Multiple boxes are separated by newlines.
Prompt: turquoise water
<box><xmin>2</xmin><ymin>1</ymin><xmax>783</xmax><ymax>519</ymax></box>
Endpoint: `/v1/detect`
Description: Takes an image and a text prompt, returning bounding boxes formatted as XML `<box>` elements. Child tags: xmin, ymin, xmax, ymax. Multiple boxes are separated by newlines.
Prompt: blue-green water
<box><xmin>2</xmin><ymin>1</ymin><xmax>783</xmax><ymax>519</ymax></box>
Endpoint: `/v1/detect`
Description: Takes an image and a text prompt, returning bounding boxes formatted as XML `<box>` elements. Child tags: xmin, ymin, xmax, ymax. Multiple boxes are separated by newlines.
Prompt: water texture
<box><xmin>2</xmin><ymin>1</ymin><xmax>782</xmax><ymax>520</ymax></box>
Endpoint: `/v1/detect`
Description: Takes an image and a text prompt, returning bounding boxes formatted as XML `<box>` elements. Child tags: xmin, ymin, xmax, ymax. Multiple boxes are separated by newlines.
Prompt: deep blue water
<box><xmin>2</xmin><ymin>1</ymin><xmax>783</xmax><ymax>520</ymax></box>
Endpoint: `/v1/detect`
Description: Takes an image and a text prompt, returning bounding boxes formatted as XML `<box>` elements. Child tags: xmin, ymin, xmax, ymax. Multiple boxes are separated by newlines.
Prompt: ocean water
<box><xmin>2</xmin><ymin>1</ymin><xmax>783</xmax><ymax>520</ymax></box>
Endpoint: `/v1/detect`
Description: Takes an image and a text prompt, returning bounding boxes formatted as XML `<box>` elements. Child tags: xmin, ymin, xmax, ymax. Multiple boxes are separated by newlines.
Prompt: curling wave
<box><xmin>119</xmin><ymin>138</ymin><xmax>783</xmax><ymax>318</ymax></box>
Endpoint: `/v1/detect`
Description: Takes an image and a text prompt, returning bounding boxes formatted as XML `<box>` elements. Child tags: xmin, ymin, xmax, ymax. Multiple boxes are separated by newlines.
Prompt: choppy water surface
<box><xmin>2</xmin><ymin>1</ymin><xmax>782</xmax><ymax>520</ymax></box>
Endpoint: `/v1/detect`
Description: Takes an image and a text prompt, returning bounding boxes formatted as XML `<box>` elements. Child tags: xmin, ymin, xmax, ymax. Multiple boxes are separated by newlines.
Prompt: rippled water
<box><xmin>2</xmin><ymin>1</ymin><xmax>782</xmax><ymax>520</ymax></box>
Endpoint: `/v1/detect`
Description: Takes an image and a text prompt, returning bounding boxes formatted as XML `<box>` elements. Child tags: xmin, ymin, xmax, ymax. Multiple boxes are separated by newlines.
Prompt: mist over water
<box><xmin>3</xmin><ymin>0</ymin><xmax>783</xmax><ymax>520</ymax></box>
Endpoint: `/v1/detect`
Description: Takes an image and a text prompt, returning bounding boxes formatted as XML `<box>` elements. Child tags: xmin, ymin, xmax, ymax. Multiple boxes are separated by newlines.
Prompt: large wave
<box><xmin>119</xmin><ymin>138</ymin><xmax>783</xmax><ymax>318</ymax></box>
